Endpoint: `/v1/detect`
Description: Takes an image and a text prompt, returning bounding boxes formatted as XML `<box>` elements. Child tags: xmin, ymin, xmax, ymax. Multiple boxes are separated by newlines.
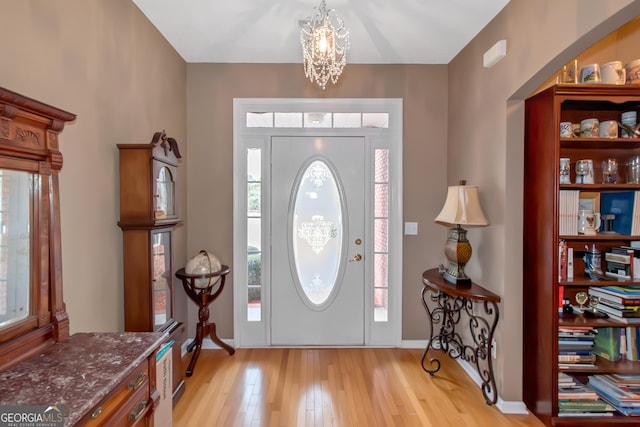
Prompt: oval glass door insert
<box><xmin>292</xmin><ymin>160</ymin><xmax>343</xmax><ymax>306</ymax></box>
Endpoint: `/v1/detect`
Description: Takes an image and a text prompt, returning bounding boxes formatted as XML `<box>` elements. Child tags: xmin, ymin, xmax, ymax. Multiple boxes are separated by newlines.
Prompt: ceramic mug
<box><xmin>580</xmin><ymin>118</ymin><xmax>599</xmax><ymax>138</ymax></box>
<box><xmin>622</xmin><ymin>111</ymin><xmax>638</xmax><ymax>138</ymax></box>
<box><xmin>626</xmin><ymin>59</ymin><xmax>640</xmax><ymax>84</ymax></box>
<box><xmin>601</xmin><ymin>61</ymin><xmax>626</xmax><ymax>85</ymax></box>
<box><xmin>580</xmin><ymin>64</ymin><xmax>601</xmax><ymax>83</ymax></box>
<box><xmin>560</xmin><ymin>121</ymin><xmax>574</xmax><ymax>138</ymax></box>
<box><xmin>599</xmin><ymin>120</ymin><xmax>618</xmax><ymax>138</ymax></box>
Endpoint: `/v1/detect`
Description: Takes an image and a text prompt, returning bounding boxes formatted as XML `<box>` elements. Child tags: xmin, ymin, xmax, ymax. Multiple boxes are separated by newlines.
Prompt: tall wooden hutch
<box><xmin>524</xmin><ymin>84</ymin><xmax>640</xmax><ymax>426</ymax></box>
<box><xmin>118</xmin><ymin>131</ymin><xmax>186</xmax><ymax>406</ymax></box>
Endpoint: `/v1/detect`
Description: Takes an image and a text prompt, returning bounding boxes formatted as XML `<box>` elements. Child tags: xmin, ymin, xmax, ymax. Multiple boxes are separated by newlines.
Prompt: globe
<box><xmin>185</xmin><ymin>250</ymin><xmax>222</xmax><ymax>289</ymax></box>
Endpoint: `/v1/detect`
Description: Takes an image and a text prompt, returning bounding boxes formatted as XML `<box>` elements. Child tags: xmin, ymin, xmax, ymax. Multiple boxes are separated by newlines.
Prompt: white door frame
<box><xmin>232</xmin><ymin>98</ymin><xmax>403</xmax><ymax>347</ymax></box>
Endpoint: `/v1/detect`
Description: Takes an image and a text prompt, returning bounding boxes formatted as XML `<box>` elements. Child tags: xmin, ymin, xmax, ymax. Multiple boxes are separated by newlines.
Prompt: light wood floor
<box><xmin>173</xmin><ymin>348</ymin><xmax>544</xmax><ymax>427</ymax></box>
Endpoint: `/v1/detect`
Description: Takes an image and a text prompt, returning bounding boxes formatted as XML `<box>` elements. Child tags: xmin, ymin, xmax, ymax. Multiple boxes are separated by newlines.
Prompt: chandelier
<box><xmin>300</xmin><ymin>0</ymin><xmax>350</xmax><ymax>90</ymax></box>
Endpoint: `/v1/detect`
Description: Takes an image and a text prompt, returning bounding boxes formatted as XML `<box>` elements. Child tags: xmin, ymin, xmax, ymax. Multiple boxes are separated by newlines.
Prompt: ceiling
<box><xmin>131</xmin><ymin>0</ymin><xmax>510</xmax><ymax>64</ymax></box>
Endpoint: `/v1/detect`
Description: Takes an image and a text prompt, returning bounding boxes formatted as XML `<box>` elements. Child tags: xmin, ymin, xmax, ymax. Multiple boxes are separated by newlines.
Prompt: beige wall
<box><xmin>0</xmin><ymin>0</ymin><xmax>188</xmax><ymax>334</ymax></box>
<box><xmin>186</xmin><ymin>63</ymin><xmax>449</xmax><ymax>340</ymax></box>
<box><xmin>448</xmin><ymin>0</ymin><xmax>640</xmax><ymax>402</ymax></box>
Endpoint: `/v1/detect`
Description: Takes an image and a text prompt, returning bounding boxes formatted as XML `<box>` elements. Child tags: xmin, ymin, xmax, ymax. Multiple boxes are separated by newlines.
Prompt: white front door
<box><xmin>271</xmin><ymin>136</ymin><xmax>365</xmax><ymax>345</ymax></box>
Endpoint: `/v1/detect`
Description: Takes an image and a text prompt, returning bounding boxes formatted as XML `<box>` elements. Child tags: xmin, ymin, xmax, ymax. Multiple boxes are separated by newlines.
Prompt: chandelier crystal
<box><xmin>300</xmin><ymin>0</ymin><xmax>350</xmax><ymax>90</ymax></box>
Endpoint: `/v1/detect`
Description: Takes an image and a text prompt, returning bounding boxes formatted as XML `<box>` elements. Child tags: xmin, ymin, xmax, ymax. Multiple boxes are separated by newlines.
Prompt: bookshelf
<box><xmin>524</xmin><ymin>84</ymin><xmax>640</xmax><ymax>426</ymax></box>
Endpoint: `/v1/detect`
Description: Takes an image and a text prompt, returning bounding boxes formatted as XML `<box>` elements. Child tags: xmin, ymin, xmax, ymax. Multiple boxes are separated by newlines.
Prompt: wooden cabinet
<box><xmin>524</xmin><ymin>84</ymin><xmax>640</xmax><ymax>426</ymax></box>
<box><xmin>118</xmin><ymin>132</ymin><xmax>185</xmax><ymax>406</ymax></box>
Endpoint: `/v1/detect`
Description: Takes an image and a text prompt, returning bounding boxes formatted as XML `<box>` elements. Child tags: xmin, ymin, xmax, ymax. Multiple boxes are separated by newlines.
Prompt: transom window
<box><xmin>246</xmin><ymin>112</ymin><xmax>389</xmax><ymax>129</ymax></box>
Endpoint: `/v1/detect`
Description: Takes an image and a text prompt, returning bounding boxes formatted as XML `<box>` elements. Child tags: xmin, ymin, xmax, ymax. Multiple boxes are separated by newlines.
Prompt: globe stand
<box><xmin>175</xmin><ymin>265</ymin><xmax>234</xmax><ymax>377</ymax></box>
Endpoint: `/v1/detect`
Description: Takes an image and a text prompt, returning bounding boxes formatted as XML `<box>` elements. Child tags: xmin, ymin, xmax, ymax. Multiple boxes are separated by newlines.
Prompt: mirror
<box><xmin>0</xmin><ymin>169</ymin><xmax>32</xmax><ymax>329</ymax></box>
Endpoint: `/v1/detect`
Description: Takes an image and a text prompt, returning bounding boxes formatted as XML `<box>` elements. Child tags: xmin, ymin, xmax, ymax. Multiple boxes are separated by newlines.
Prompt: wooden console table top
<box><xmin>422</xmin><ymin>268</ymin><xmax>501</xmax><ymax>302</ymax></box>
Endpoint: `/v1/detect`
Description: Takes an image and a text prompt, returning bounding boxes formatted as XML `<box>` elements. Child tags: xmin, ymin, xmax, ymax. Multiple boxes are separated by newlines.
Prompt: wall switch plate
<box><xmin>404</xmin><ymin>222</ymin><xmax>418</xmax><ymax>235</ymax></box>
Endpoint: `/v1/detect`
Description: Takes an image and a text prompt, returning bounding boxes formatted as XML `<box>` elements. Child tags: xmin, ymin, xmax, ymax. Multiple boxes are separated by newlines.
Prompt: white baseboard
<box><xmin>402</xmin><ymin>340</ymin><xmax>529</xmax><ymax>415</ymax></box>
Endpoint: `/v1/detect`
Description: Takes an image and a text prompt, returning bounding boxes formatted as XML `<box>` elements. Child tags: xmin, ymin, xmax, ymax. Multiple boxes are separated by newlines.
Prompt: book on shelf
<box><xmin>559</xmin><ymin>328</ymin><xmax>596</xmax><ymax>336</ymax></box>
<box><xmin>558</xmin><ymin>399</ymin><xmax>616</xmax><ymax>413</ymax></box>
<box><xmin>559</xmin><ymin>343</ymin><xmax>594</xmax><ymax>351</ymax></box>
<box><xmin>620</xmin><ymin>246</ymin><xmax>640</xmax><ymax>279</ymax></box>
<box><xmin>602</xmin><ymin>286</ymin><xmax>640</xmax><ymax>295</ymax></box>
<box><xmin>557</xmin><ymin>412</ymin><xmax>614</xmax><ymax>417</ymax></box>
<box><xmin>605</xmin><ymin>250</ymin><xmax>633</xmax><ymax>278</ymax></box>
<box><xmin>559</xmin><ymin>240</ymin><xmax>568</xmax><ymax>281</ymax></box>
<box><xmin>567</xmin><ymin>247</ymin><xmax>574</xmax><ymax>279</ymax></box>
<box><xmin>559</xmin><ymin>363</ymin><xmax>597</xmax><ymax>370</ymax></box>
<box><xmin>589</xmin><ymin>287</ymin><xmax>640</xmax><ymax>305</ymax></box>
<box><xmin>595</xmin><ymin>299</ymin><xmax>640</xmax><ymax>311</ymax></box>
<box><xmin>606</xmin><ymin>374</ymin><xmax>640</xmax><ymax>387</ymax></box>
<box><xmin>596</xmin><ymin>301</ymin><xmax>640</xmax><ymax>319</ymax></box>
<box><xmin>588</xmin><ymin>375</ymin><xmax>640</xmax><ymax>415</ymax></box>
<box><xmin>559</xmin><ymin>371</ymin><xmax>576</xmax><ymax>385</ymax></box>
<box><xmin>588</xmin><ymin>375</ymin><xmax>640</xmax><ymax>402</ymax></box>
<box><xmin>559</xmin><ymin>354</ymin><xmax>596</xmax><ymax>364</ymax></box>
<box><xmin>598</xmin><ymin>311</ymin><xmax>640</xmax><ymax>325</ymax></box>
<box><xmin>593</xmin><ymin>327</ymin><xmax>622</xmax><ymax>361</ymax></box>
<box><xmin>559</xmin><ymin>383</ymin><xmax>600</xmax><ymax>401</ymax></box>
<box><xmin>559</xmin><ymin>190</ymin><xmax>579</xmax><ymax>235</ymax></box>
<box><xmin>626</xmin><ymin>327</ymin><xmax>638</xmax><ymax>361</ymax></box>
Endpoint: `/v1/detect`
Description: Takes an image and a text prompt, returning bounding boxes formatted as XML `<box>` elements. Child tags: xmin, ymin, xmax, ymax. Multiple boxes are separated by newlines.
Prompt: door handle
<box><xmin>348</xmin><ymin>253</ymin><xmax>362</xmax><ymax>262</ymax></box>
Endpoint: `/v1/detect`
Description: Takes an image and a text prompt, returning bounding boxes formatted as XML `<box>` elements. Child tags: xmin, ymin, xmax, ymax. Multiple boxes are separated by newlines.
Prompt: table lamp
<box><xmin>434</xmin><ymin>180</ymin><xmax>489</xmax><ymax>286</ymax></box>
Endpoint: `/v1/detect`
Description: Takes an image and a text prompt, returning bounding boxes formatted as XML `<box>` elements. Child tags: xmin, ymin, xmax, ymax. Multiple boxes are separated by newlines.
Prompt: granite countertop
<box><xmin>0</xmin><ymin>331</ymin><xmax>166</xmax><ymax>426</ymax></box>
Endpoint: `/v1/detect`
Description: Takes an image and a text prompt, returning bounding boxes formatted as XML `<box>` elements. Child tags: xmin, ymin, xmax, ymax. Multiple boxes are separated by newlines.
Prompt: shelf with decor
<box><xmin>524</xmin><ymin>84</ymin><xmax>640</xmax><ymax>426</ymax></box>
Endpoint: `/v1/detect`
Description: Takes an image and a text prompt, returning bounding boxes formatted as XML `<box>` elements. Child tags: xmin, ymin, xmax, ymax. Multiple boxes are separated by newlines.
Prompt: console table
<box><xmin>176</xmin><ymin>265</ymin><xmax>235</xmax><ymax>377</ymax></box>
<box><xmin>420</xmin><ymin>268</ymin><xmax>501</xmax><ymax>405</ymax></box>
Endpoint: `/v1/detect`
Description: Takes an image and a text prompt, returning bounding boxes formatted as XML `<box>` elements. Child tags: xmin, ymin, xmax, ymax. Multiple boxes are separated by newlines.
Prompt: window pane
<box><xmin>363</xmin><ymin>113</ymin><xmax>389</xmax><ymax>128</ymax></box>
<box><xmin>304</xmin><ymin>112</ymin><xmax>331</xmax><ymax>128</ymax></box>
<box><xmin>374</xmin><ymin>149</ymin><xmax>389</xmax><ymax>182</ymax></box>
<box><xmin>246</xmin><ymin>112</ymin><xmax>273</xmax><ymax>128</ymax></box>
<box><xmin>247</xmin><ymin>183</ymin><xmax>261</xmax><ymax>217</ymax></box>
<box><xmin>247</xmin><ymin>218</ymin><xmax>261</xmax><ymax>252</ymax></box>
<box><xmin>374</xmin><ymin>289</ymin><xmax>388</xmax><ymax>322</ymax></box>
<box><xmin>374</xmin><ymin>219</ymin><xmax>388</xmax><ymax>252</ymax></box>
<box><xmin>248</xmin><ymin>249</ymin><xmax>261</xmax><ymax>322</ymax></box>
<box><xmin>247</xmin><ymin>148</ymin><xmax>261</xmax><ymax>181</ymax></box>
<box><xmin>333</xmin><ymin>113</ymin><xmax>361</xmax><ymax>128</ymax></box>
<box><xmin>275</xmin><ymin>112</ymin><xmax>303</xmax><ymax>128</ymax></box>
<box><xmin>375</xmin><ymin>184</ymin><xmax>388</xmax><ymax>218</ymax></box>
<box><xmin>374</xmin><ymin>253</ymin><xmax>388</xmax><ymax>288</ymax></box>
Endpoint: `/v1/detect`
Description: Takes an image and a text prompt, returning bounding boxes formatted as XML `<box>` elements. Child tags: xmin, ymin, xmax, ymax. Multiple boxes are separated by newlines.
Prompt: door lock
<box><xmin>349</xmin><ymin>253</ymin><xmax>362</xmax><ymax>262</ymax></box>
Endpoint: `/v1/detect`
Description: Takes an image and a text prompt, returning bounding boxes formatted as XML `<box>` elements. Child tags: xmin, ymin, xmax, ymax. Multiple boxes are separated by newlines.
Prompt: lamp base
<box><xmin>442</xmin><ymin>267</ymin><xmax>472</xmax><ymax>287</ymax></box>
<box><xmin>442</xmin><ymin>225</ymin><xmax>473</xmax><ymax>287</ymax></box>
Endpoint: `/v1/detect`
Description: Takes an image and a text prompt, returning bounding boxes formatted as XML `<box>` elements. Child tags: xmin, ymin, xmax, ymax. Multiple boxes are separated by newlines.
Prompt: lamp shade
<box><xmin>435</xmin><ymin>185</ymin><xmax>489</xmax><ymax>227</ymax></box>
